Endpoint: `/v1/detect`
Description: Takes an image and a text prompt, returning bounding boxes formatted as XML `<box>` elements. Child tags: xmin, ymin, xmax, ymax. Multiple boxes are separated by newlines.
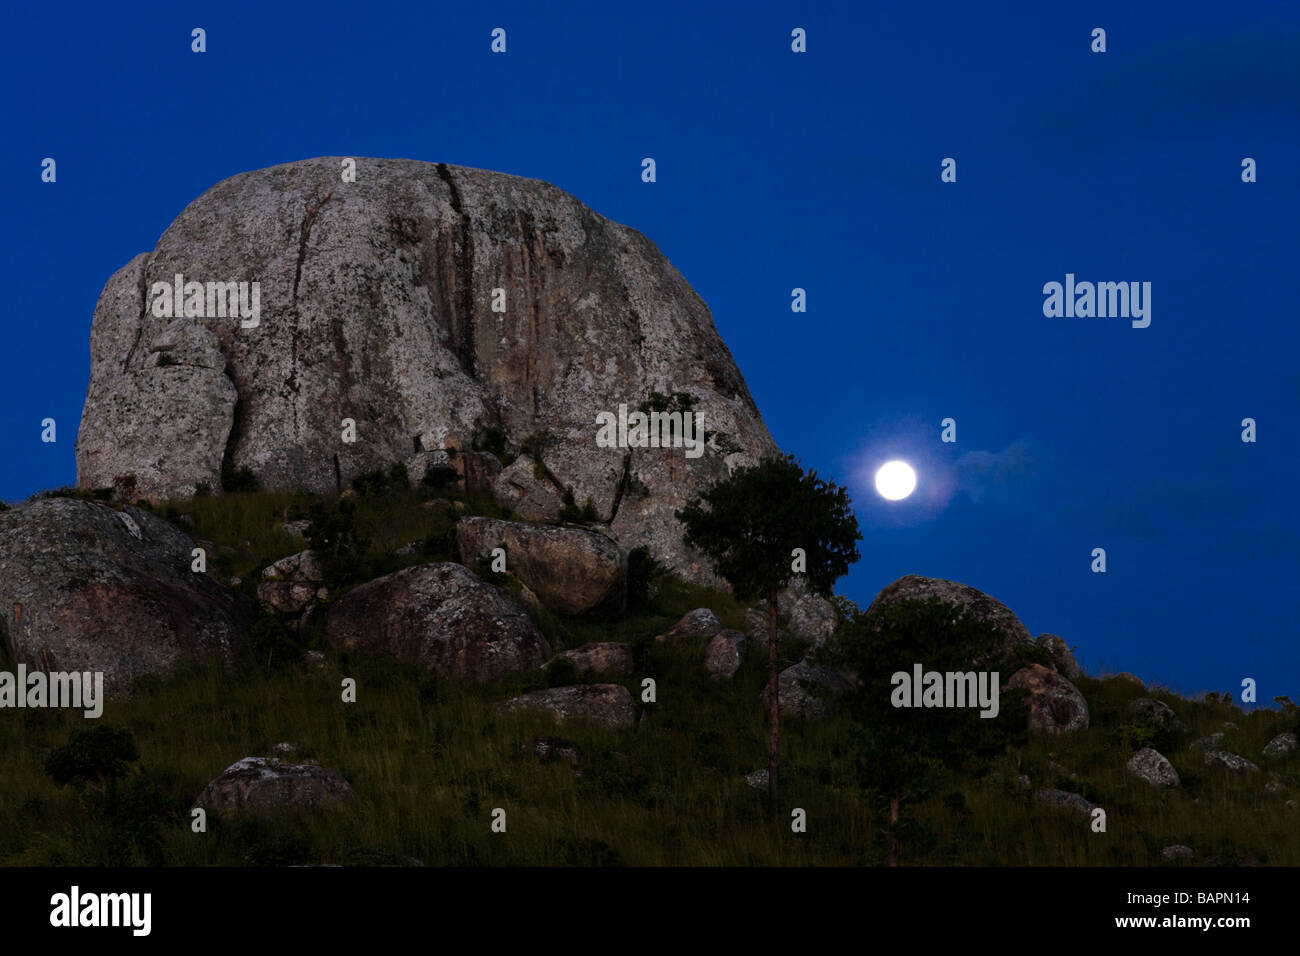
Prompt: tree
<box><xmin>819</xmin><ymin>596</ymin><xmax>1028</xmax><ymax>865</ymax></box>
<box><xmin>676</xmin><ymin>453</ymin><xmax>861</xmax><ymax>811</ymax></box>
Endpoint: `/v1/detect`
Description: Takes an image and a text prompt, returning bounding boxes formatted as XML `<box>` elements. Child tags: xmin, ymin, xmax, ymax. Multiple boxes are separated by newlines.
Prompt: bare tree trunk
<box><xmin>767</xmin><ymin>581</ymin><xmax>780</xmax><ymax>814</ymax></box>
<box><xmin>888</xmin><ymin>795</ymin><xmax>901</xmax><ymax>867</ymax></box>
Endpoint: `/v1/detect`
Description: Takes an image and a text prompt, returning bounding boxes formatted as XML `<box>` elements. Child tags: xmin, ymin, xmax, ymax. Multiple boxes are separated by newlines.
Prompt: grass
<box><xmin>1</xmin><ymin>486</ymin><xmax>1296</xmax><ymax>866</ymax></box>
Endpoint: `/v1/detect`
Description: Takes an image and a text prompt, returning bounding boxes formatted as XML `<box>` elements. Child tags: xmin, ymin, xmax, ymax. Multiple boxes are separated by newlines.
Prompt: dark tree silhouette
<box><xmin>677</xmin><ymin>453</ymin><xmax>861</xmax><ymax>811</ymax></box>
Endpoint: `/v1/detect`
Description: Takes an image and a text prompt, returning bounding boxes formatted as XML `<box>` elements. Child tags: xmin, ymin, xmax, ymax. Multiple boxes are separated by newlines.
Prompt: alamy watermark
<box><xmin>0</xmin><ymin>666</ymin><xmax>104</xmax><ymax>718</ymax></box>
<box><xmin>595</xmin><ymin>403</ymin><xmax>705</xmax><ymax>458</ymax></box>
<box><xmin>1042</xmin><ymin>273</ymin><xmax>1151</xmax><ymax>328</ymax></box>
<box><xmin>149</xmin><ymin>272</ymin><xmax>260</xmax><ymax>328</ymax></box>
<box><xmin>891</xmin><ymin>663</ymin><xmax>999</xmax><ymax>718</ymax></box>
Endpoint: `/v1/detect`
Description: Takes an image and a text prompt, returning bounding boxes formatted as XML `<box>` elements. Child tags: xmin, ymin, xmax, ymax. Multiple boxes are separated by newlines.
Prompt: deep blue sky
<box><xmin>3</xmin><ymin>1</ymin><xmax>1297</xmax><ymax>700</ymax></box>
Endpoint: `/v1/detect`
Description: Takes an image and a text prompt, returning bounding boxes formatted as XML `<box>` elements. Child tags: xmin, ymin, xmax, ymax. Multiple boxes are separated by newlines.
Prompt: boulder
<box><xmin>498</xmin><ymin>684</ymin><xmax>636</xmax><ymax>730</ymax></box>
<box><xmin>1035</xmin><ymin>633</ymin><xmax>1082</xmax><ymax>680</ymax></box>
<box><xmin>1113</xmin><ymin>672</ymin><xmax>1145</xmax><ymax>687</ymax></box>
<box><xmin>865</xmin><ymin>575</ymin><xmax>1035</xmax><ymax>658</ymax></box>
<box><xmin>309</xmin><ymin>563</ymin><xmax>549</xmax><ymax>683</ymax></box>
<box><xmin>1161</xmin><ymin>845</ymin><xmax>1194</xmax><ymax>863</ymax></box>
<box><xmin>1203</xmin><ymin>751</ymin><xmax>1260</xmax><ymax>774</ymax></box>
<box><xmin>0</xmin><ymin>497</ymin><xmax>251</xmax><ymax>697</ymax></box>
<box><xmin>1004</xmin><ymin>664</ymin><xmax>1090</xmax><ymax>733</ymax></box>
<box><xmin>1129</xmin><ymin>697</ymin><xmax>1183</xmax><ymax>730</ymax></box>
<box><xmin>74</xmin><ymin>158</ymin><xmax>777</xmax><ymax>578</ymax></box>
<box><xmin>1126</xmin><ymin>748</ymin><xmax>1180</xmax><ymax>788</ymax></box>
<box><xmin>257</xmin><ymin>549</ymin><xmax>328</xmax><ymax>613</ymax></box>
<box><xmin>558</xmin><ymin>642</ymin><xmax>635</xmax><ymax>678</ymax></box>
<box><xmin>1263</xmin><ymin>732</ymin><xmax>1297</xmax><ymax>757</ymax></box>
<box><xmin>704</xmin><ymin>629</ymin><xmax>747</xmax><ymax>680</ymax></box>
<box><xmin>765</xmin><ymin>660</ymin><xmax>853</xmax><ymax>718</ymax></box>
<box><xmin>455</xmin><ymin>517</ymin><xmax>626</xmax><ymax>615</ymax></box>
<box><xmin>1035</xmin><ymin>788</ymin><xmax>1095</xmax><ymax>815</ymax></box>
<box><xmin>754</xmin><ymin>578</ymin><xmax>838</xmax><ymax>648</ymax></box>
<box><xmin>656</xmin><ymin>607</ymin><xmax>722</xmax><ymax>642</ymax></box>
<box><xmin>193</xmin><ymin>757</ymin><xmax>356</xmax><ymax>817</ymax></box>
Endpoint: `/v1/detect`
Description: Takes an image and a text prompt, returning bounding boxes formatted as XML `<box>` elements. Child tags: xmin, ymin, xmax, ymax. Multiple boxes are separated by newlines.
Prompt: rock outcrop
<box><xmin>307</xmin><ymin>563</ymin><xmax>549</xmax><ymax>683</ymax></box>
<box><xmin>455</xmin><ymin>517</ymin><xmax>625</xmax><ymax>614</ymax></box>
<box><xmin>75</xmin><ymin>157</ymin><xmax>776</xmax><ymax>578</ymax></box>
<box><xmin>0</xmin><ymin>497</ymin><xmax>251</xmax><ymax>696</ymax></box>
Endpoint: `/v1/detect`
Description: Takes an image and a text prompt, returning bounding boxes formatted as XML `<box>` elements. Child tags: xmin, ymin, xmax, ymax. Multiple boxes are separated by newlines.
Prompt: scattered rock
<box><xmin>765</xmin><ymin>660</ymin><xmax>853</xmax><ymax>718</ymax></box>
<box><xmin>1161</xmin><ymin>845</ymin><xmax>1194</xmax><ymax>863</ymax></box>
<box><xmin>304</xmin><ymin>650</ymin><xmax>328</xmax><ymax>672</ymax></box>
<box><xmin>1190</xmin><ymin>732</ymin><xmax>1225</xmax><ymax>752</ymax></box>
<box><xmin>656</xmin><ymin>607</ymin><xmax>722</xmax><ymax>642</ymax></box>
<box><xmin>704</xmin><ymin>629</ymin><xmax>747</xmax><ymax>680</ymax></box>
<box><xmin>744</xmin><ymin>769</ymin><xmax>769</xmax><ymax>790</ymax></box>
<box><xmin>281</xmin><ymin>520</ymin><xmax>311</xmax><ymax>538</ymax></box>
<box><xmin>271</xmin><ymin>742</ymin><xmax>298</xmax><ymax>756</ymax></box>
<box><xmin>1263</xmin><ymin>732</ymin><xmax>1297</xmax><ymax>757</ymax></box>
<box><xmin>455</xmin><ymin>517</ymin><xmax>626</xmax><ymax>615</ymax></box>
<box><xmin>1127</xmin><ymin>748</ymin><xmax>1180</xmax><ymax>788</ymax></box>
<box><xmin>0</xmin><ymin>497</ymin><xmax>251</xmax><ymax>697</ymax></box>
<box><xmin>558</xmin><ymin>642</ymin><xmax>635</xmax><ymax>678</ymax></box>
<box><xmin>1005</xmin><ymin>664</ymin><xmax>1090</xmax><ymax>733</ymax></box>
<box><xmin>258</xmin><ymin>549</ymin><xmax>328</xmax><ymax>613</ymax></box>
<box><xmin>524</xmin><ymin>736</ymin><xmax>582</xmax><ymax>767</ymax></box>
<box><xmin>193</xmin><ymin>757</ymin><xmax>356</xmax><ymax>817</ymax></box>
<box><xmin>1264</xmin><ymin>779</ymin><xmax>1287</xmax><ymax>796</ymax></box>
<box><xmin>1035</xmin><ymin>633</ymin><xmax>1082</xmax><ymax>680</ymax></box>
<box><xmin>1203</xmin><ymin>750</ymin><xmax>1260</xmax><ymax>774</ymax></box>
<box><xmin>309</xmin><ymin>563</ymin><xmax>550</xmax><ymax>683</ymax></box>
<box><xmin>1016</xmin><ymin>773</ymin><xmax>1032</xmax><ymax>791</ymax></box>
<box><xmin>1129</xmin><ymin>697</ymin><xmax>1184</xmax><ymax>730</ymax></box>
<box><xmin>1035</xmin><ymin>788</ymin><xmax>1095</xmax><ymax>815</ymax></box>
<box><xmin>498</xmin><ymin>684</ymin><xmax>636</xmax><ymax>730</ymax></box>
<box><xmin>1113</xmin><ymin>672</ymin><xmax>1145</xmax><ymax>687</ymax></box>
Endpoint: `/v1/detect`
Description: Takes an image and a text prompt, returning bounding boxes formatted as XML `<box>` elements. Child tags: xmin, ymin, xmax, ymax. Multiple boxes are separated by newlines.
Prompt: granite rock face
<box><xmin>75</xmin><ymin>157</ymin><xmax>776</xmax><ymax>577</ymax></box>
<box><xmin>0</xmin><ymin>497</ymin><xmax>251</xmax><ymax>697</ymax></box>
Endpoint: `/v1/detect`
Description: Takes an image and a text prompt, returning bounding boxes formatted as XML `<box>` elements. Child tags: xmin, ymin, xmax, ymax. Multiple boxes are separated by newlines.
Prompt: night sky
<box><xmin>2</xmin><ymin>1</ymin><xmax>1296</xmax><ymax>698</ymax></box>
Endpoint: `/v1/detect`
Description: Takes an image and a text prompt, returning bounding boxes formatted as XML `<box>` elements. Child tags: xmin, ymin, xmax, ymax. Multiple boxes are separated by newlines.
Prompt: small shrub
<box><xmin>220</xmin><ymin>460</ymin><xmax>259</xmax><ymax>493</ymax></box>
<box><xmin>45</xmin><ymin>725</ymin><xmax>140</xmax><ymax>789</ymax></box>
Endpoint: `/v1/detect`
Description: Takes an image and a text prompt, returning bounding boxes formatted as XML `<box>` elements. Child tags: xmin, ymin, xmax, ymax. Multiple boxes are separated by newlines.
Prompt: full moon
<box><xmin>875</xmin><ymin>460</ymin><xmax>917</xmax><ymax>501</ymax></box>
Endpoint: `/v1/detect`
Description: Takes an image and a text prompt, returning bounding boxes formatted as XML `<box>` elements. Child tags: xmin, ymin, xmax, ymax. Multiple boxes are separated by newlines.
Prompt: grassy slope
<box><xmin>0</xmin><ymin>485</ymin><xmax>1295</xmax><ymax>866</ymax></box>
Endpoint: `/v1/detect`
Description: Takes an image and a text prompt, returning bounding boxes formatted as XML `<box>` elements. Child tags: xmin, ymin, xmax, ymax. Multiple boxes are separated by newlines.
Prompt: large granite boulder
<box><xmin>308</xmin><ymin>563</ymin><xmax>549</xmax><ymax>683</ymax></box>
<box><xmin>455</xmin><ymin>517</ymin><xmax>625</xmax><ymax>615</ymax></box>
<box><xmin>1127</xmin><ymin>747</ymin><xmax>1180</xmax><ymax>788</ymax></box>
<box><xmin>1035</xmin><ymin>633</ymin><xmax>1082</xmax><ymax>680</ymax></box>
<box><xmin>0</xmin><ymin>497</ymin><xmax>251</xmax><ymax>696</ymax></box>
<box><xmin>865</xmin><ymin>575</ymin><xmax>1036</xmax><ymax>658</ymax></box>
<box><xmin>193</xmin><ymin>757</ymin><xmax>356</xmax><ymax>817</ymax></box>
<box><xmin>765</xmin><ymin>660</ymin><xmax>853</xmax><ymax>718</ymax></box>
<box><xmin>75</xmin><ymin>157</ymin><xmax>777</xmax><ymax>578</ymax></box>
<box><xmin>1004</xmin><ymin>664</ymin><xmax>1090</xmax><ymax>733</ymax></box>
